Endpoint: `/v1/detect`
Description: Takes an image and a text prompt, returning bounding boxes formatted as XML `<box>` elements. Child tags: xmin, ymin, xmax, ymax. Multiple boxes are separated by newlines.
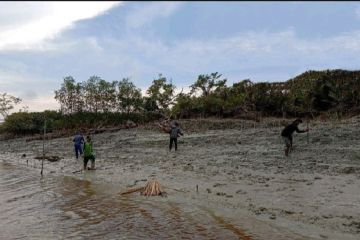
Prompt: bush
<box><xmin>1</xmin><ymin>111</ymin><xmax>162</xmax><ymax>135</ymax></box>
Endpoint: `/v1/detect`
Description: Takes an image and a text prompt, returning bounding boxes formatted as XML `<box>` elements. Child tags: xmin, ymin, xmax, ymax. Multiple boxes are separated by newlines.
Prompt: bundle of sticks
<box><xmin>120</xmin><ymin>179</ymin><xmax>166</xmax><ymax>196</ymax></box>
<box><xmin>141</xmin><ymin>179</ymin><xmax>164</xmax><ymax>196</ymax></box>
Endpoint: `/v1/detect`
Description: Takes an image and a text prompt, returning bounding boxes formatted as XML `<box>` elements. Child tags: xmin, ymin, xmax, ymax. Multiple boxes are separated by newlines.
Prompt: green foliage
<box><xmin>146</xmin><ymin>74</ymin><xmax>175</xmax><ymax>114</ymax></box>
<box><xmin>188</xmin><ymin>72</ymin><xmax>227</xmax><ymax>117</ymax></box>
<box><xmin>1</xmin><ymin>110</ymin><xmax>162</xmax><ymax>135</ymax></box>
<box><xmin>172</xmin><ymin>92</ymin><xmax>195</xmax><ymax>118</ymax></box>
<box><xmin>190</xmin><ymin>72</ymin><xmax>227</xmax><ymax>97</ymax></box>
<box><xmin>55</xmin><ymin>76</ymin><xmax>119</xmax><ymax>114</ymax></box>
<box><xmin>2</xmin><ymin>111</ymin><xmax>62</xmax><ymax>134</ymax></box>
<box><xmin>117</xmin><ymin>78</ymin><xmax>143</xmax><ymax>114</ymax></box>
<box><xmin>54</xmin><ymin>76</ymin><xmax>77</xmax><ymax>114</ymax></box>
<box><xmin>5</xmin><ymin>69</ymin><xmax>360</xmax><ymax>136</ymax></box>
<box><xmin>54</xmin><ymin>74</ymin><xmax>174</xmax><ymax>116</ymax></box>
<box><xmin>172</xmin><ymin>69</ymin><xmax>360</xmax><ymax>118</ymax></box>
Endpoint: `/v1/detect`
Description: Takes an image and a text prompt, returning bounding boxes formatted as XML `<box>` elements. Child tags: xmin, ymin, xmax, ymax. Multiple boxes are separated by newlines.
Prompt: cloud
<box><xmin>125</xmin><ymin>2</ymin><xmax>183</xmax><ymax>30</ymax></box>
<box><xmin>86</xmin><ymin>27</ymin><xmax>360</xmax><ymax>86</ymax></box>
<box><xmin>25</xmin><ymin>95</ymin><xmax>59</xmax><ymax>112</ymax></box>
<box><xmin>21</xmin><ymin>90</ymin><xmax>38</xmax><ymax>100</ymax></box>
<box><xmin>0</xmin><ymin>68</ymin><xmax>57</xmax><ymax>112</ymax></box>
<box><xmin>356</xmin><ymin>6</ymin><xmax>360</xmax><ymax>18</ymax></box>
<box><xmin>13</xmin><ymin>94</ymin><xmax>59</xmax><ymax>112</ymax></box>
<box><xmin>0</xmin><ymin>1</ymin><xmax>122</xmax><ymax>51</ymax></box>
<box><xmin>0</xmin><ymin>69</ymin><xmax>28</xmax><ymax>88</ymax></box>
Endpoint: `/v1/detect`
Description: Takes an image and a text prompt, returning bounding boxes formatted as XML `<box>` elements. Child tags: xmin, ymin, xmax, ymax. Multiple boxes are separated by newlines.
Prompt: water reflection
<box><xmin>0</xmin><ymin>161</ymin><xmax>312</xmax><ymax>240</ymax></box>
<box><xmin>1</xmin><ymin>162</ymin><xmax>252</xmax><ymax>239</ymax></box>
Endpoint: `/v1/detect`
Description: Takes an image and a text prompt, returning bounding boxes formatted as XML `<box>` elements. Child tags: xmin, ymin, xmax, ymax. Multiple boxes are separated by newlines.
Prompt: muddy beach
<box><xmin>0</xmin><ymin>117</ymin><xmax>359</xmax><ymax>240</ymax></box>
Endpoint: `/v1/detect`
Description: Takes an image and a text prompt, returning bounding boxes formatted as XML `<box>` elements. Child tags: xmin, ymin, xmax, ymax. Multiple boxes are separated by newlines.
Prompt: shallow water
<box><xmin>0</xmin><ymin>161</ymin><xmax>258</xmax><ymax>240</ymax></box>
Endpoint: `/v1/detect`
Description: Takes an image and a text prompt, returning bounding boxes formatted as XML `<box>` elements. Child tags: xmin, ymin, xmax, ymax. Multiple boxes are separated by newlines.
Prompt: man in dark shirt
<box><xmin>281</xmin><ymin>119</ymin><xmax>309</xmax><ymax>157</ymax></box>
<box><xmin>169</xmin><ymin>121</ymin><xmax>183</xmax><ymax>151</ymax></box>
<box><xmin>73</xmin><ymin>131</ymin><xmax>85</xmax><ymax>159</ymax></box>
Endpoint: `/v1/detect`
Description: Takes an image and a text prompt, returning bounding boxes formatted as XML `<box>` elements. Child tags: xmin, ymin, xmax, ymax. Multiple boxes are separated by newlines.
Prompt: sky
<box><xmin>1</xmin><ymin>1</ymin><xmax>360</xmax><ymax>112</ymax></box>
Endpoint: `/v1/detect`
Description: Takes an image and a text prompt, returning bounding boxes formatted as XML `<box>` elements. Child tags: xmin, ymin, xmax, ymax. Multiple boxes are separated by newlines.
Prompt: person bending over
<box><xmin>281</xmin><ymin>118</ymin><xmax>309</xmax><ymax>157</ymax></box>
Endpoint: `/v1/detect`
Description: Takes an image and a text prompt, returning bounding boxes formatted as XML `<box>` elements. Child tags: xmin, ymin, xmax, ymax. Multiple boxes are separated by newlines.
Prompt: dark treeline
<box><xmin>0</xmin><ymin>111</ymin><xmax>161</xmax><ymax>135</ymax></box>
<box><xmin>175</xmin><ymin>69</ymin><xmax>360</xmax><ymax>119</ymax></box>
<box><xmin>1</xmin><ymin>69</ymin><xmax>360</xmax><ymax>135</ymax></box>
<box><xmin>53</xmin><ymin>69</ymin><xmax>360</xmax><ymax>119</ymax></box>
<box><xmin>54</xmin><ymin>74</ymin><xmax>176</xmax><ymax>116</ymax></box>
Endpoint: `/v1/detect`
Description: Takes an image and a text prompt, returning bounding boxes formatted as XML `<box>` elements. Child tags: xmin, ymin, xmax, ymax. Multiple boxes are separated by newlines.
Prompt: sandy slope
<box><xmin>0</xmin><ymin>117</ymin><xmax>359</xmax><ymax>239</ymax></box>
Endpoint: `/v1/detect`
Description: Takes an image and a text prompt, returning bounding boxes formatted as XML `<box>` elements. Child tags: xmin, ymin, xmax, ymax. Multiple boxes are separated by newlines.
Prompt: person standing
<box><xmin>281</xmin><ymin>118</ymin><xmax>309</xmax><ymax>157</ymax></box>
<box><xmin>169</xmin><ymin>122</ymin><xmax>183</xmax><ymax>151</ymax></box>
<box><xmin>83</xmin><ymin>135</ymin><xmax>96</xmax><ymax>170</ymax></box>
<box><xmin>73</xmin><ymin>131</ymin><xmax>84</xmax><ymax>159</ymax></box>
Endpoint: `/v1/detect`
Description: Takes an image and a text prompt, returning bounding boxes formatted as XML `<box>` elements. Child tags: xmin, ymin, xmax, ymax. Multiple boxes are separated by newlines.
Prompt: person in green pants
<box><xmin>83</xmin><ymin>135</ymin><xmax>96</xmax><ymax>170</ymax></box>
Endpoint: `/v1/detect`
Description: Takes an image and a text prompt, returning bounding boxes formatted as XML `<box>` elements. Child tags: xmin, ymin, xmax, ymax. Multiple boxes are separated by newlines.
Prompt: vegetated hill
<box><xmin>172</xmin><ymin>69</ymin><xmax>360</xmax><ymax>120</ymax></box>
<box><xmin>280</xmin><ymin>69</ymin><xmax>360</xmax><ymax>117</ymax></box>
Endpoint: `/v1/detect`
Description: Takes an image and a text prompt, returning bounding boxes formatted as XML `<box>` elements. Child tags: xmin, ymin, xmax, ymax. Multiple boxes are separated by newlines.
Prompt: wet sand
<box><xmin>0</xmin><ymin>117</ymin><xmax>359</xmax><ymax>239</ymax></box>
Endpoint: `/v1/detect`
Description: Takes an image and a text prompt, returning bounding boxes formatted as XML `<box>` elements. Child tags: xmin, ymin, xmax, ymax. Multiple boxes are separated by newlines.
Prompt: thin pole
<box><xmin>41</xmin><ymin>119</ymin><xmax>46</xmax><ymax>176</ymax></box>
<box><xmin>307</xmin><ymin>117</ymin><xmax>309</xmax><ymax>144</ymax></box>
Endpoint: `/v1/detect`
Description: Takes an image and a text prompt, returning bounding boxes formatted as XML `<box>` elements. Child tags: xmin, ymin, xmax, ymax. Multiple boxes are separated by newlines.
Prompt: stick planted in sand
<box><xmin>306</xmin><ymin>117</ymin><xmax>309</xmax><ymax>143</ymax></box>
<box><xmin>307</xmin><ymin>123</ymin><xmax>309</xmax><ymax>143</ymax></box>
<box><xmin>41</xmin><ymin>119</ymin><xmax>46</xmax><ymax>176</ymax></box>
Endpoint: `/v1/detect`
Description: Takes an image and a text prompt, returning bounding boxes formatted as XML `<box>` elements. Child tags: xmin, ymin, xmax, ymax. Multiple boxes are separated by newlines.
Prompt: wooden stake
<box><xmin>120</xmin><ymin>186</ymin><xmax>144</xmax><ymax>195</ymax></box>
<box><xmin>41</xmin><ymin>119</ymin><xmax>46</xmax><ymax>176</ymax></box>
<box><xmin>307</xmin><ymin>118</ymin><xmax>309</xmax><ymax>144</ymax></box>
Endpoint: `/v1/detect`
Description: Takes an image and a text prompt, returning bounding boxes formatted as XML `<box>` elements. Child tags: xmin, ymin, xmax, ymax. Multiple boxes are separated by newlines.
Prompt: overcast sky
<box><xmin>1</xmin><ymin>1</ymin><xmax>360</xmax><ymax>112</ymax></box>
